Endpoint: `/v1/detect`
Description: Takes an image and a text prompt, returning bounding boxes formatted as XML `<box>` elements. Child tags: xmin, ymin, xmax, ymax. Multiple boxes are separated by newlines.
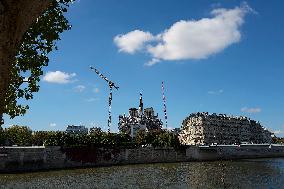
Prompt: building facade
<box><xmin>179</xmin><ymin>112</ymin><xmax>273</xmax><ymax>145</ymax></box>
<box><xmin>118</xmin><ymin>93</ymin><xmax>163</xmax><ymax>137</ymax></box>
<box><xmin>66</xmin><ymin>125</ymin><xmax>88</xmax><ymax>135</ymax></box>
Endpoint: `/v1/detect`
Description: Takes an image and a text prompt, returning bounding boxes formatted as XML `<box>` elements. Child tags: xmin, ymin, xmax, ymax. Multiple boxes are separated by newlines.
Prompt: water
<box><xmin>0</xmin><ymin>158</ymin><xmax>284</xmax><ymax>189</ymax></box>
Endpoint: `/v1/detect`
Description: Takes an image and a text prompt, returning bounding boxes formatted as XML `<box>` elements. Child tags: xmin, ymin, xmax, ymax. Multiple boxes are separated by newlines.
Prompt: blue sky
<box><xmin>4</xmin><ymin>0</ymin><xmax>284</xmax><ymax>136</ymax></box>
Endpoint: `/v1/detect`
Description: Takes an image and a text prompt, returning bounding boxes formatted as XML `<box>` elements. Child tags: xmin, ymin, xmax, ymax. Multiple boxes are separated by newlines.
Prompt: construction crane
<box><xmin>90</xmin><ymin>66</ymin><xmax>119</xmax><ymax>133</ymax></box>
<box><xmin>162</xmin><ymin>81</ymin><xmax>168</xmax><ymax>129</ymax></box>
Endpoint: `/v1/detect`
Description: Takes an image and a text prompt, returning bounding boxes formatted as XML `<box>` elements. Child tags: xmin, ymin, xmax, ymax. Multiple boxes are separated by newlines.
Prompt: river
<box><xmin>0</xmin><ymin>158</ymin><xmax>283</xmax><ymax>189</ymax></box>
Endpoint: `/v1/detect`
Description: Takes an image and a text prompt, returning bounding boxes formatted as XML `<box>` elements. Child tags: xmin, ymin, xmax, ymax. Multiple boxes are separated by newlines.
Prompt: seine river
<box><xmin>0</xmin><ymin>158</ymin><xmax>284</xmax><ymax>189</ymax></box>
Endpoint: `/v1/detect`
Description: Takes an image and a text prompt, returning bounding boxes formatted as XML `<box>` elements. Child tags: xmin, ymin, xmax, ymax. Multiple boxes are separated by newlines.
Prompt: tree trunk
<box><xmin>0</xmin><ymin>0</ymin><xmax>52</xmax><ymax>126</ymax></box>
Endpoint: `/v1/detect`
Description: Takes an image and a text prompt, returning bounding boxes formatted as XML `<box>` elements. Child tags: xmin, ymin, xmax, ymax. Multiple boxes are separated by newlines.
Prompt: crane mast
<box><xmin>90</xmin><ymin>66</ymin><xmax>119</xmax><ymax>133</ymax></box>
<box><xmin>162</xmin><ymin>81</ymin><xmax>168</xmax><ymax>129</ymax></box>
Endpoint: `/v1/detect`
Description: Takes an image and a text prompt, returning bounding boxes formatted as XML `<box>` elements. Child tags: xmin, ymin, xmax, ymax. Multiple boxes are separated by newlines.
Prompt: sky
<box><xmin>3</xmin><ymin>0</ymin><xmax>284</xmax><ymax>136</ymax></box>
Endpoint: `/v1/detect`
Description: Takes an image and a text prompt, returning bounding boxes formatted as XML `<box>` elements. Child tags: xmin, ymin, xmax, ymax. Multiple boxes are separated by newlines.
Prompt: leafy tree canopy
<box><xmin>3</xmin><ymin>0</ymin><xmax>73</xmax><ymax>120</ymax></box>
<box><xmin>5</xmin><ymin>125</ymin><xmax>32</xmax><ymax>146</ymax></box>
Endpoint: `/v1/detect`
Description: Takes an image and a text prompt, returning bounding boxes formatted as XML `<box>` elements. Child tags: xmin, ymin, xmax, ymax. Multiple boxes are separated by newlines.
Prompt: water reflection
<box><xmin>0</xmin><ymin>158</ymin><xmax>283</xmax><ymax>189</ymax></box>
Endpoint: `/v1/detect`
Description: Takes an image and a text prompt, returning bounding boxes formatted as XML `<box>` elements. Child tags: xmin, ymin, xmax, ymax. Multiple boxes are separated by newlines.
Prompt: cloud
<box><xmin>49</xmin><ymin>123</ymin><xmax>56</xmax><ymax>127</ymax></box>
<box><xmin>241</xmin><ymin>107</ymin><xmax>261</xmax><ymax>113</ymax></box>
<box><xmin>273</xmin><ymin>130</ymin><xmax>283</xmax><ymax>135</ymax></box>
<box><xmin>43</xmin><ymin>71</ymin><xmax>76</xmax><ymax>84</ymax></box>
<box><xmin>145</xmin><ymin>58</ymin><xmax>161</xmax><ymax>67</ymax></box>
<box><xmin>272</xmin><ymin>130</ymin><xmax>284</xmax><ymax>137</ymax></box>
<box><xmin>74</xmin><ymin>85</ymin><xmax>86</xmax><ymax>92</ymax></box>
<box><xmin>86</xmin><ymin>98</ymin><xmax>99</xmax><ymax>102</ymax></box>
<box><xmin>114</xmin><ymin>3</ymin><xmax>252</xmax><ymax>66</ymax></box>
<box><xmin>208</xmin><ymin>89</ymin><xmax>224</xmax><ymax>95</ymax></box>
<box><xmin>114</xmin><ymin>30</ymin><xmax>155</xmax><ymax>54</ymax></box>
<box><xmin>93</xmin><ymin>87</ymin><xmax>100</xmax><ymax>93</ymax></box>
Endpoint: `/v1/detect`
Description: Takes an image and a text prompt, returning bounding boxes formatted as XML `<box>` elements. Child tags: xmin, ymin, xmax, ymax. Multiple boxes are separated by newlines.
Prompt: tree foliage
<box><xmin>4</xmin><ymin>0</ymin><xmax>73</xmax><ymax>119</ymax></box>
<box><xmin>136</xmin><ymin>130</ymin><xmax>182</xmax><ymax>149</ymax></box>
<box><xmin>0</xmin><ymin>127</ymin><xmax>183</xmax><ymax>149</ymax></box>
<box><xmin>272</xmin><ymin>137</ymin><xmax>284</xmax><ymax>144</ymax></box>
<box><xmin>0</xmin><ymin>126</ymin><xmax>5</xmax><ymax>145</ymax></box>
<box><xmin>4</xmin><ymin>125</ymin><xmax>33</xmax><ymax>146</ymax></box>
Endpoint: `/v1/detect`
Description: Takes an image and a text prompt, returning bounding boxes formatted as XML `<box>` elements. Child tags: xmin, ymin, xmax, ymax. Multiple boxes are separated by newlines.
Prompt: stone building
<box><xmin>118</xmin><ymin>93</ymin><xmax>163</xmax><ymax>138</ymax></box>
<box><xmin>179</xmin><ymin>112</ymin><xmax>273</xmax><ymax>145</ymax></box>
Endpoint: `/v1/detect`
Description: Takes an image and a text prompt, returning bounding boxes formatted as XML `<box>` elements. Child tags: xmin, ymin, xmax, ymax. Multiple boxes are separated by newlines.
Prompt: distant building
<box><xmin>66</xmin><ymin>125</ymin><xmax>88</xmax><ymax>135</ymax></box>
<box><xmin>118</xmin><ymin>93</ymin><xmax>163</xmax><ymax>138</ymax></box>
<box><xmin>179</xmin><ymin>112</ymin><xmax>273</xmax><ymax>145</ymax></box>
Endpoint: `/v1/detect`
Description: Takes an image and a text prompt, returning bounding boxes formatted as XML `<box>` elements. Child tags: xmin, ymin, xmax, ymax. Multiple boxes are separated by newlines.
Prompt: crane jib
<box><xmin>90</xmin><ymin>66</ymin><xmax>119</xmax><ymax>133</ymax></box>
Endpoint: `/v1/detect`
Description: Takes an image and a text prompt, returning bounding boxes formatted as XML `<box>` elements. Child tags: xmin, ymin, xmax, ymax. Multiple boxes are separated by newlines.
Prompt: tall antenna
<box><xmin>162</xmin><ymin>81</ymin><xmax>168</xmax><ymax>129</ymax></box>
<box><xmin>90</xmin><ymin>66</ymin><xmax>119</xmax><ymax>133</ymax></box>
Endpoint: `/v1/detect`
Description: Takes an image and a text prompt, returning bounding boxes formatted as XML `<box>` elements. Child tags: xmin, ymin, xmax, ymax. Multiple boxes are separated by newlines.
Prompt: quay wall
<box><xmin>186</xmin><ymin>144</ymin><xmax>284</xmax><ymax>160</ymax></box>
<box><xmin>1</xmin><ymin>145</ymin><xmax>284</xmax><ymax>173</ymax></box>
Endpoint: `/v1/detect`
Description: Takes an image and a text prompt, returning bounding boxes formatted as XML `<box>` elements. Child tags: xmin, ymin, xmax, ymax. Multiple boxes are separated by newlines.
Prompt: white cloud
<box><xmin>43</xmin><ymin>71</ymin><xmax>76</xmax><ymax>84</ymax></box>
<box><xmin>145</xmin><ymin>58</ymin><xmax>161</xmax><ymax>67</ymax></box>
<box><xmin>93</xmin><ymin>87</ymin><xmax>100</xmax><ymax>93</ymax></box>
<box><xmin>241</xmin><ymin>107</ymin><xmax>261</xmax><ymax>113</ymax></box>
<box><xmin>114</xmin><ymin>30</ymin><xmax>155</xmax><ymax>54</ymax></box>
<box><xmin>208</xmin><ymin>89</ymin><xmax>224</xmax><ymax>95</ymax></box>
<box><xmin>114</xmin><ymin>3</ymin><xmax>252</xmax><ymax>66</ymax></box>
<box><xmin>74</xmin><ymin>85</ymin><xmax>86</xmax><ymax>92</ymax></box>
<box><xmin>273</xmin><ymin>130</ymin><xmax>284</xmax><ymax>137</ymax></box>
<box><xmin>86</xmin><ymin>98</ymin><xmax>99</xmax><ymax>102</ymax></box>
<box><xmin>167</xmin><ymin>126</ymin><xmax>174</xmax><ymax>131</ymax></box>
<box><xmin>273</xmin><ymin>130</ymin><xmax>282</xmax><ymax>135</ymax></box>
<box><xmin>49</xmin><ymin>123</ymin><xmax>56</xmax><ymax>127</ymax></box>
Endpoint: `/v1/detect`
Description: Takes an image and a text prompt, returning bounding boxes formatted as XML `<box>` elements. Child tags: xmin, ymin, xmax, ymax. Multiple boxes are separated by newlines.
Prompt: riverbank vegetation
<box><xmin>0</xmin><ymin>125</ymin><xmax>182</xmax><ymax>149</ymax></box>
<box><xmin>272</xmin><ymin>137</ymin><xmax>284</xmax><ymax>144</ymax></box>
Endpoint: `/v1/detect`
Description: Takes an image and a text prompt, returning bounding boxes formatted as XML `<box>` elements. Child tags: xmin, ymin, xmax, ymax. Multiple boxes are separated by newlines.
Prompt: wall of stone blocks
<box><xmin>1</xmin><ymin>145</ymin><xmax>284</xmax><ymax>173</ymax></box>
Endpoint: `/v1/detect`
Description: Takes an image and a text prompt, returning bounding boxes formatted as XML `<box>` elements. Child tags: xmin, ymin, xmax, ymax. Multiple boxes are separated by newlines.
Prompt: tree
<box><xmin>90</xmin><ymin>127</ymin><xmax>103</xmax><ymax>135</ymax></box>
<box><xmin>0</xmin><ymin>126</ymin><xmax>5</xmax><ymax>145</ymax></box>
<box><xmin>272</xmin><ymin>136</ymin><xmax>284</xmax><ymax>144</ymax></box>
<box><xmin>32</xmin><ymin>131</ymin><xmax>51</xmax><ymax>146</ymax></box>
<box><xmin>135</xmin><ymin>130</ymin><xmax>146</xmax><ymax>146</ymax></box>
<box><xmin>5</xmin><ymin>125</ymin><xmax>32</xmax><ymax>146</ymax></box>
<box><xmin>0</xmin><ymin>0</ymin><xmax>73</xmax><ymax>126</ymax></box>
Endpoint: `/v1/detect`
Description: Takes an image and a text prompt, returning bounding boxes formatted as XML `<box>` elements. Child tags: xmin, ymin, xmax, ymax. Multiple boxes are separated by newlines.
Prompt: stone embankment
<box><xmin>0</xmin><ymin>144</ymin><xmax>284</xmax><ymax>173</ymax></box>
